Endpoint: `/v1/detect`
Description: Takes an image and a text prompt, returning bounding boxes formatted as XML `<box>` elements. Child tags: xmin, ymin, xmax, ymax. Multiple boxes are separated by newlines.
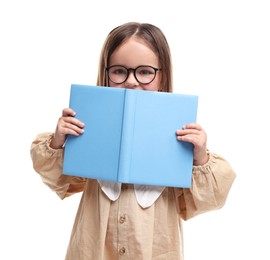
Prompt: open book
<box><xmin>63</xmin><ymin>84</ymin><xmax>198</xmax><ymax>188</ymax></box>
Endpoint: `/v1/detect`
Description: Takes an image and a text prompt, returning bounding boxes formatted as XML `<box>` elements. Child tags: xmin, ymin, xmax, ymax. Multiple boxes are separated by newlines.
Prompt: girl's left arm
<box><xmin>175</xmin><ymin>123</ymin><xmax>236</xmax><ymax>219</ymax></box>
<box><xmin>175</xmin><ymin>151</ymin><xmax>236</xmax><ymax>220</ymax></box>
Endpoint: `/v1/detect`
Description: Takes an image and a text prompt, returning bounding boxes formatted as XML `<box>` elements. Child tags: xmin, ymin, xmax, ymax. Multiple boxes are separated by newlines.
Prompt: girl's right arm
<box><xmin>50</xmin><ymin>108</ymin><xmax>85</xmax><ymax>149</ymax></box>
<box><xmin>30</xmin><ymin>108</ymin><xmax>86</xmax><ymax>199</ymax></box>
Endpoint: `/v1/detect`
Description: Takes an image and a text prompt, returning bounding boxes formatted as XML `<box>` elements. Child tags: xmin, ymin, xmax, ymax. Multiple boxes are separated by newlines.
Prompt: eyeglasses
<box><xmin>106</xmin><ymin>65</ymin><xmax>161</xmax><ymax>85</ymax></box>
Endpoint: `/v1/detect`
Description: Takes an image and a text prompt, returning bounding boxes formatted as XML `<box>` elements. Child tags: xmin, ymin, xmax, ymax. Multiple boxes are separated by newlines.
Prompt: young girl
<box><xmin>30</xmin><ymin>22</ymin><xmax>236</xmax><ymax>260</ymax></box>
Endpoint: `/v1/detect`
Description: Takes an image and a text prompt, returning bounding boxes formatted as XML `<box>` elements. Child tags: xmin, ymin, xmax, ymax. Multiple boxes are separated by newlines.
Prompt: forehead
<box><xmin>109</xmin><ymin>37</ymin><xmax>159</xmax><ymax>67</ymax></box>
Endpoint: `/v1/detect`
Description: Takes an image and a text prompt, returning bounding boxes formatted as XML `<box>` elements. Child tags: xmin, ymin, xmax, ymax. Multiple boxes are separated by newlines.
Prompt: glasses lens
<box><xmin>108</xmin><ymin>66</ymin><xmax>128</xmax><ymax>84</ymax></box>
<box><xmin>135</xmin><ymin>66</ymin><xmax>156</xmax><ymax>84</ymax></box>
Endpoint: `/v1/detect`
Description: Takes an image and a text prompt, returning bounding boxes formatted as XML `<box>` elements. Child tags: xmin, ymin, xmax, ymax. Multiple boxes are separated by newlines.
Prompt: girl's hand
<box><xmin>176</xmin><ymin>123</ymin><xmax>209</xmax><ymax>166</ymax></box>
<box><xmin>50</xmin><ymin>108</ymin><xmax>85</xmax><ymax>149</ymax></box>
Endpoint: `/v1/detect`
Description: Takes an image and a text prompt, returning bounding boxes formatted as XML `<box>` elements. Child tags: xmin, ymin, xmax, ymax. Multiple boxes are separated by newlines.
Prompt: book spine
<box><xmin>117</xmin><ymin>89</ymin><xmax>137</xmax><ymax>183</ymax></box>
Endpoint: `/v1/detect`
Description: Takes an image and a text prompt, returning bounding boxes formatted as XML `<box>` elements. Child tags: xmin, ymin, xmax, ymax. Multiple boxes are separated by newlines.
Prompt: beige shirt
<box><xmin>30</xmin><ymin>132</ymin><xmax>236</xmax><ymax>260</ymax></box>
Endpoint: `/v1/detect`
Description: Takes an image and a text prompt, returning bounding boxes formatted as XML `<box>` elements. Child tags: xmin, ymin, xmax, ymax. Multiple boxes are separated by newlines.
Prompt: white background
<box><xmin>1</xmin><ymin>0</ymin><xmax>269</xmax><ymax>259</ymax></box>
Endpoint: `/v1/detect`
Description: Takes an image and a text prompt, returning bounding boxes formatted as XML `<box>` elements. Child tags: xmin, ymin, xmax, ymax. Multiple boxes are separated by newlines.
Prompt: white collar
<box><xmin>98</xmin><ymin>180</ymin><xmax>165</xmax><ymax>208</ymax></box>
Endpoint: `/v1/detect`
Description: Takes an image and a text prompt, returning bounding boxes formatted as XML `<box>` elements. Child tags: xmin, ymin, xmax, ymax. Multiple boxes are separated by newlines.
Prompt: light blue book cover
<box><xmin>63</xmin><ymin>84</ymin><xmax>198</xmax><ymax>188</ymax></box>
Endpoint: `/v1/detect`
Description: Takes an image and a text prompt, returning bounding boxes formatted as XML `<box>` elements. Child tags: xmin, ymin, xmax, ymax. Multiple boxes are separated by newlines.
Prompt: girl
<box><xmin>31</xmin><ymin>22</ymin><xmax>236</xmax><ymax>260</ymax></box>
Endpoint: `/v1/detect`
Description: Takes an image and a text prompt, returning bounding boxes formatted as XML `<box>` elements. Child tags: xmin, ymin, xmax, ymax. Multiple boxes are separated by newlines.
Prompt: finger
<box><xmin>176</xmin><ymin>128</ymin><xmax>200</xmax><ymax>136</ymax></box>
<box><xmin>178</xmin><ymin>134</ymin><xmax>204</xmax><ymax>148</ymax></box>
<box><xmin>62</xmin><ymin>119</ymin><xmax>85</xmax><ymax>132</ymax></box>
<box><xmin>62</xmin><ymin>116</ymin><xmax>85</xmax><ymax>128</ymax></box>
<box><xmin>182</xmin><ymin>123</ymin><xmax>202</xmax><ymax>130</ymax></box>
<box><xmin>62</xmin><ymin>108</ymin><xmax>76</xmax><ymax>117</ymax></box>
<box><xmin>177</xmin><ymin>134</ymin><xmax>197</xmax><ymax>143</ymax></box>
<box><xmin>58</xmin><ymin>122</ymin><xmax>84</xmax><ymax>136</ymax></box>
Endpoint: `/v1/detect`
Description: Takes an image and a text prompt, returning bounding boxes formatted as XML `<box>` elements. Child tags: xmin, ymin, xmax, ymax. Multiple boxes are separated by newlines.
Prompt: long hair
<box><xmin>97</xmin><ymin>22</ymin><xmax>173</xmax><ymax>92</ymax></box>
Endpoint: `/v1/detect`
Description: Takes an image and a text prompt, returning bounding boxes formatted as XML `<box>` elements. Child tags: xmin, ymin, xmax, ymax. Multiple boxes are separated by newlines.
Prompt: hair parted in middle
<box><xmin>96</xmin><ymin>22</ymin><xmax>173</xmax><ymax>93</ymax></box>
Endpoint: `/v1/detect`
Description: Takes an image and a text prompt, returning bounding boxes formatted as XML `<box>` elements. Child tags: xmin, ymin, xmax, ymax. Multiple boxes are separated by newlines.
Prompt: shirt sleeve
<box><xmin>174</xmin><ymin>152</ymin><xmax>236</xmax><ymax>220</ymax></box>
<box><xmin>30</xmin><ymin>132</ymin><xmax>86</xmax><ymax>199</ymax></box>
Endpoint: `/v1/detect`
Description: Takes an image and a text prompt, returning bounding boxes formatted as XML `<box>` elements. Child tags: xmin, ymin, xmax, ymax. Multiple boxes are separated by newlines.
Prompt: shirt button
<box><xmin>121</xmin><ymin>184</ymin><xmax>128</xmax><ymax>190</ymax></box>
<box><xmin>119</xmin><ymin>247</ymin><xmax>126</xmax><ymax>255</ymax></box>
<box><xmin>119</xmin><ymin>215</ymin><xmax>126</xmax><ymax>224</ymax></box>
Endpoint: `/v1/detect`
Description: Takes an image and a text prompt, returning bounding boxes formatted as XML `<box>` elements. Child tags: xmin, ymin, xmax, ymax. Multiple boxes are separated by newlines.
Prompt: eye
<box><xmin>111</xmin><ymin>67</ymin><xmax>127</xmax><ymax>75</ymax></box>
<box><xmin>137</xmin><ymin>67</ymin><xmax>155</xmax><ymax>75</ymax></box>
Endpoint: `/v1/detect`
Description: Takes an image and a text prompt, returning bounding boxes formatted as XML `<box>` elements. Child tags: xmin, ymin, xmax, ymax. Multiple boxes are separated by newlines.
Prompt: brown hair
<box><xmin>97</xmin><ymin>22</ymin><xmax>173</xmax><ymax>92</ymax></box>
